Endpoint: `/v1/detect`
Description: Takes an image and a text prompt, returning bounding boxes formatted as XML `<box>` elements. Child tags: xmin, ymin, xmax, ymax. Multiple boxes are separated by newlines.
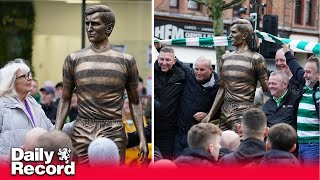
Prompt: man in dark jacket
<box><xmin>174</xmin><ymin>123</ymin><xmax>221</xmax><ymax>167</ymax></box>
<box><xmin>259</xmin><ymin>123</ymin><xmax>300</xmax><ymax>167</ymax></box>
<box><xmin>282</xmin><ymin>44</ymin><xmax>319</xmax><ymax>166</ymax></box>
<box><xmin>262</xmin><ymin>71</ymin><xmax>300</xmax><ymax>130</ymax></box>
<box><xmin>219</xmin><ymin>108</ymin><xmax>268</xmax><ymax>167</ymax></box>
<box><xmin>154</xmin><ymin>47</ymin><xmax>185</xmax><ymax>159</ymax></box>
<box><xmin>173</xmin><ymin>57</ymin><xmax>220</xmax><ymax>157</ymax></box>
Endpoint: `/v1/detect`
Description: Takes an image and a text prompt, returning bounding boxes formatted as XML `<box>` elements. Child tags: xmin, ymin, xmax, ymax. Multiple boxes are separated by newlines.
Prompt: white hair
<box><xmin>220</xmin><ymin>130</ymin><xmax>240</xmax><ymax>151</ymax></box>
<box><xmin>88</xmin><ymin>137</ymin><xmax>120</xmax><ymax>167</ymax></box>
<box><xmin>0</xmin><ymin>58</ymin><xmax>30</xmax><ymax>97</ymax></box>
<box><xmin>23</xmin><ymin>127</ymin><xmax>48</xmax><ymax>151</ymax></box>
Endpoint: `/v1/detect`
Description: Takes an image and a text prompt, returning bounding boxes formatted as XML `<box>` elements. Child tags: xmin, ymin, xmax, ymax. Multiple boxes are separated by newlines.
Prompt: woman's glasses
<box><xmin>16</xmin><ymin>72</ymin><xmax>32</xmax><ymax>80</ymax></box>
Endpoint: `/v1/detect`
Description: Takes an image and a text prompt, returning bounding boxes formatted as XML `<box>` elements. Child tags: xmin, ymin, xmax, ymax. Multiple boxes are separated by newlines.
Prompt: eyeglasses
<box><xmin>16</xmin><ymin>72</ymin><xmax>32</xmax><ymax>80</ymax></box>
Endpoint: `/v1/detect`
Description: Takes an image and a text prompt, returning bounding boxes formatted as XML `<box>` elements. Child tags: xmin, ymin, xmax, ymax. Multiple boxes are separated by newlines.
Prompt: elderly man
<box><xmin>154</xmin><ymin>47</ymin><xmax>185</xmax><ymax>159</ymax></box>
<box><xmin>203</xmin><ymin>19</ymin><xmax>268</xmax><ymax>132</ymax></box>
<box><xmin>282</xmin><ymin>44</ymin><xmax>319</xmax><ymax>166</ymax></box>
<box><xmin>173</xmin><ymin>57</ymin><xmax>219</xmax><ymax>157</ymax></box>
<box><xmin>262</xmin><ymin>71</ymin><xmax>300</xmax><ymax>129</ymax></box>
<box><xmin>55</xmin><ymin>5</ymin><xmax>148</xmax><ymax>164</ymax></box>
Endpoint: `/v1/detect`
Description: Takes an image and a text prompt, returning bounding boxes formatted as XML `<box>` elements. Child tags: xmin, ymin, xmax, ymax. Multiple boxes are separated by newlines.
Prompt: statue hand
<box><xmin>138</xmin><ymin>140</ymin><xmax>149</xmax><ymax>164</ymax></box>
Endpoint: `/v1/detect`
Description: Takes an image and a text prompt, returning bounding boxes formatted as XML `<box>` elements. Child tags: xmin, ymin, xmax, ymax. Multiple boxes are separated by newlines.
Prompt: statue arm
<box><xmin>202</xmin><ymin>86</ymin><xmax>225</xmax><ymax>123</ymax></box>
<box><xmin>127</xmin><ymin>88</ymin><xmax>149</xmax><ymax>161</ymax></box>
<box><xmin>55</xmin><ymin>86</ymin><xmax>72</xmax><ymax>130</ymax></box>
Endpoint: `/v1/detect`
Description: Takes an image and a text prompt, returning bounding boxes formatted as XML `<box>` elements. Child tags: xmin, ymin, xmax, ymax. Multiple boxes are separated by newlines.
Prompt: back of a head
<box><xmin>36</xmin><ymin>130</ymin><xmax>73</xmax><ymax>153</ymax></box>
<box><xmin>24</xmin><ymin>127</ymin><xmax>48</xmax><ymax>151</ymax></box>
<box><xmin>241</xmin><ymin>108</ymin><xmax>267</xmax><ymax>138</ymax></box>
<box><xmin>187</xmin><ymin>123</ymin><xmax>222</xmax><ymax>150</ymax></box>
<box><xmin>268</xmin><ymin>123</ymin><xmax>297</xmax><ymax>151</ymax></box>
<box><xmin>220</xmin><ymin>130</ymin><xmax>240</xmax><ymax>151</ymax></box>
<box><xmin>88</xmin><ymin>137</ymin><xmax>120</xmax><ymax>167</ymax></box>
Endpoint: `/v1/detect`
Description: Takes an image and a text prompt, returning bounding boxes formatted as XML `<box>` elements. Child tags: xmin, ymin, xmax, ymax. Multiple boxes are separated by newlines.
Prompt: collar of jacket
<box><xmin>234</xmin><ymin>137</ymin><xmax>266</xmax><ymax>160</ymax></box>
<box><xmin>179</xmin><ymin>147</ymin><xmax>216</xmax><ymax>163</ymax></box>
<box><xmin>1</xmin><ymin>95</ymin><xmax>39</xmax><ymax>109</ymax></box>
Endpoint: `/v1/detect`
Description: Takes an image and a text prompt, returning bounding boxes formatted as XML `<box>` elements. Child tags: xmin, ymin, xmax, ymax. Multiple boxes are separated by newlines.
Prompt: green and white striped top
<box><xmin>297</xmin><ymin>86</ymin><xmax>320</xmax><ymax>143</ymax></box>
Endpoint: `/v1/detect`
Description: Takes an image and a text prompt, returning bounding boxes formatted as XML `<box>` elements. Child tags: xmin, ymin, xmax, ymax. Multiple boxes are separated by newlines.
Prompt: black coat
<box><xmin>219</xmin><ymin>138</ymin><xmax>266</xmax><ymax>167</ymax></box>
<box><xmin>285</xmin><ymin>52</ymin><xmax>320</xmax><ymax>119</ymax></box>
<box><xmin>175</xmin><ymin>59</ymin><xmax>220</xmax><ymax>132</ymax></box>
<box><xmin>154</xmin><ymin>62</ymin><xmax>185</xmax><ymax>132</ymax></box>
<box><xmin>262</xmin><ymin>89</ymin><xmax>300</xmax><ymax>130</ymax></box>
<box><xmin>174</xmin><ymin>148</ymin><xmax>216</xmax><ymax>167</ymax></box>
<box><xmin>259</xmin><ymin>149</ymin><xmax>301</xmax><ymax>167</ymax></box>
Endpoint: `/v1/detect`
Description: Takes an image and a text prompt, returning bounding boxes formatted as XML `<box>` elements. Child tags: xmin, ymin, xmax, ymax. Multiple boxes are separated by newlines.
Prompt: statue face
<box><xmin>229</xmin><ymin>25</ymin><xmax>246</xmax><ymax>47</ymax></box>
<box><xmin>85</xmin><ymin>12</ymin><xmax>108</xmax><ymax>44</ymax></box>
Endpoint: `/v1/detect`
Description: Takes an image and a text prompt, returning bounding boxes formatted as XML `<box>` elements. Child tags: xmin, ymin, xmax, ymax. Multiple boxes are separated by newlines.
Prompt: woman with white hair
<box><xmin>0</xmin><ymin>59</ymin><xmax>54</xmax><ymax>157</ymax></box>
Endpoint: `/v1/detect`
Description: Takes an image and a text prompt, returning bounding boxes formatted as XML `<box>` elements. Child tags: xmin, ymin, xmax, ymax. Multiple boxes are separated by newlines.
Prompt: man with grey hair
<box><xmin>55</xmin><ymin>5</ymin><xmax>148</xmax><ymax>164</ymax></box>
<box><xmin>262</xmin><ymin>71</ymin><xmax>300</xmax><ymax>129</ymax></box>
<box><xmin>174</xmin><ymin>56</ymin><xmax>219</xmax><ymax>157</ymax></box>
<box><xmin>88</xmin><ymin>137</ymin><xmax>120</xmax><ymax>167</ymax></box>
<box><xmin>220</xmin><ymin>108</ymin><xmax>268</xmax><ymax>167</ymax></box>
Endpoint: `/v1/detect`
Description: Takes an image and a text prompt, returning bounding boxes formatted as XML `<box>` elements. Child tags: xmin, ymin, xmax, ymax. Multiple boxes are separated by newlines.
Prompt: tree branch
<box><xmin>222</xmin><ymin>0</ymin><xmax>246</xmax><ymax>10</ymax></box>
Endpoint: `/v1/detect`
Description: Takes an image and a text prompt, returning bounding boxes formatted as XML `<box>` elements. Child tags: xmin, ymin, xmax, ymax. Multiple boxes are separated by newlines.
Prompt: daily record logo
<box><xmin>11</xmin><ymin>147</ymin><xmax>75</xmax><ymax>175</ymax></box>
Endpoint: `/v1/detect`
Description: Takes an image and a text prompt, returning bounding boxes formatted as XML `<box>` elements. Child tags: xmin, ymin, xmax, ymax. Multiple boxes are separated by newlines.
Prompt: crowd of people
<box><xmin>154</xmin><ymin>18</ymin><xmax>319</xmax><ymax>167</ymax></box>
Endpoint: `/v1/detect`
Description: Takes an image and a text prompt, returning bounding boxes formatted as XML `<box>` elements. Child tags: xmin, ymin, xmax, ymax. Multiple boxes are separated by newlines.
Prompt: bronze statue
<box><xmin>55</xmin><ymin>5</ymin><xmax>148</xmax><ymax>164</ymax></box>
<box><xmin>203</xmin><ymin>19</ymin><xmax>268</xmax><ymax>132</ymax></box>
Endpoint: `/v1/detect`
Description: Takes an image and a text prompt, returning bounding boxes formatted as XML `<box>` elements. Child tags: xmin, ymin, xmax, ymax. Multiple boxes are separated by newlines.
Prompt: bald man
<box><xmin>22</xmin><ymin>127</ymin><xmax>48</xmax><ymax>151</ymax></box>
<box><xmin>218</xmin><ymin>130</ymin><xmax>240</xmax><ymax>159</ymax></box>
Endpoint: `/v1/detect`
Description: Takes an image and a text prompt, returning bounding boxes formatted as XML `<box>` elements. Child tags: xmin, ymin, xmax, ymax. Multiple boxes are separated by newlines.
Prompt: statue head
<box><xmin>85</xmin><ymin>5</ymin><xmax>115</xmax><ymax>37</ymax></box>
